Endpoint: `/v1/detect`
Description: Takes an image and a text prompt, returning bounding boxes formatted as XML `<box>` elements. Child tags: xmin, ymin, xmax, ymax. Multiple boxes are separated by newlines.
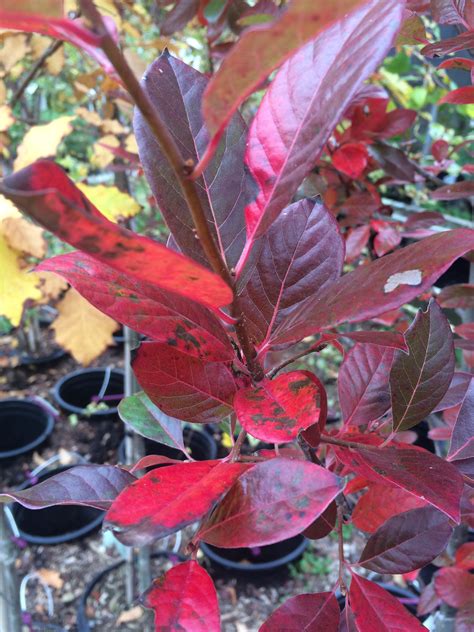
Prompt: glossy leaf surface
<box><xmin>335</xmin><ymin>443</ymin><xmax>463</xmax><ymax>522</ymax></box>
<box><xmin>132</xmin><ymin>342</ymin><xmax>238</xmax><ymax>424</ymax></box>
<box><xmin>118</xmin><ymin>392</ymin><xmax>185</xmax><ymax>451</ymax></box>
<box><xmin>272</xmin><ymin>229</ymin><xmax>474</xmax><ymax>344</ymax></box>
<box><xmin>358</xmin><ymin>506</ymin><xmax>453</xmax><ymax>573</ymax></box>
<box><xmin>352</xmin><ymin>484</ymin><xmax>426</xmax><ymax>533</ymax></box>
<box><xmin>135</xmin><ymin>52</ymin><xmax>253</xmax><ymax>269</ymax></box>
<box><xmin>338</xmin><ymin>344</ymin><xmax>395</xmax><ymax>427</ymax></box>
<box><xmin>142</xmin><ymin>561</ymin><xmax>219</xmax><ymax>632</ymax></box>
<box><xmin>390</xmin><ymin>300</ymin><xmax>455</xmax><ymax>432</ymax></box>
<box><xmin>0</xmin><ymin>161</ymin><xmax>233</xmax><ymax>309</ymax></box>
<box><xmin>202</xmin><ymin>0</ymin><xmax>366</xmax><ymax>142</ymax></box>
<box><xmin>197</xmin><ymin>458</ymin><xmax>341</xmax><ymax>547</ymax></box>
<box><xmin>234</xmin><ymin>371</ymin><xmax>321</xmax><ymax>443</ymax></box>
<box><xmin>350</xmin><ymin>573</ymin><xmax>426</xmax><ymax>631</ymax></box>
<box><xmin>259</xmin><ymin>591</ymin><xmax>340</xmax><ymax>632</ymax></box>
<box><xmin>242</xmin><ymin>0</ymin><xmax>403</xmax><ymax>248</ymax></box>
<box><xmin>0</xmin><ymin>465</ymin><xmax>134</xmax><ymax>510</ymax></box>
<box><xmin>105</xmin><ymin>461</ymin><xmax>251</xmax><ymax>546</ymax></box>
<box><xmin>37</xmin><ymin>252</ymin><xmax>234</xmax><ymax>361</ymax></box>
<box><xmin>239</xmin><ymin>199</ymin><xmax>344</xmax><ymax>347</ymax></box>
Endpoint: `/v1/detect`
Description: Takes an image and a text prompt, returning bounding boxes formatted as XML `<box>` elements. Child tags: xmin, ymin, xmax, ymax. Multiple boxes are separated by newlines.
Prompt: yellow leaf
<box><xmin>36</xmin><ymin>568</ymin><xmax>64</xmax><ymax>590</ymax></box>
<box><xmin>2</xmin><ymin>1</ymin><xmax>63</xmax><ymax>17</ymax></box>
<box><xmin>100</xmin><ymin>119</ymin><xmax>125</xmax><ymax>135</ymax></box>
<box><xmin>91</xmin><ymin>134</ymin><xmax>119</xmax><ymax>168</ymax></box>
<box><xmin>0</xmin><ymin>194</ymin><xmax>21</xmax><ymax>221</ymax></box>
<box><xmin>125</xmin><ymin>133</ymin><xmax>138</xmax><ymax>154</ymax></box>
<box><xmin>30</xmin><ymin>34</ymin><xmax>50</xmax><ymax>60</ymax></box>
<box><xmin>75</xmin><ymin>107</ymin><xmax>102</xmax><ymax>127</ymax></box>
<box><xmin>0</xmin><ymin>106</ymin><xmax>13</xmax><ymax>133</ymax></box>
<box><xmin>1</xmin><ymin>216</ymin><xmax>46</xmax><ymax>258</ymax></box>
<box><xmin>0</xmin><ymin>80</ymin><xmax>6</xmax><ymax>102</ymax></box>
<box><xmin>14</xmin><ymin>116</ymin><xmax>75</xmax><ymax>171</ymax></box>
<box><xmin>95</xmin><ymin>0</ymin><xmax>122</xmax><ymax>28</ymax></box>
<box><xmin>52</xmin><ymin>288</ymin><xmax>117</xmax><ymax>365</ymax></box>
<box><xmin>76</xmin><ymin>183</ymin><xmax>140</xmax><ymax>222</ymax></box>
<box><xmin>124</xmin><ymin>48</ymin><xmax>147</xmax><ymax>79</ymax></box>
<box><xmin>0</xmin><ymin>34</ymin><xmax>28</xmax><ymax>72</ymax></box>
<box><xmin>0</xmin><ymin>234</ymin><xmax>41</xmax><ymax>326</ymax></box>
<box><xmin>46</xmin><ymin>45</ymin><xmax>64</xmax><ymax>75</ymax></box>
<box><xmin>36</xmin><ymin>270</ymin><xmax>67</xmax><ymax>303</ymax></box>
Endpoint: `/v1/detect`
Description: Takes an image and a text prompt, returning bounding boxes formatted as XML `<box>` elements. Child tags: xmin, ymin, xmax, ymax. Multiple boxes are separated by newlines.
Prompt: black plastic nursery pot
<box><xmin>11</xmin><ymin>466</ymin><xmax>104</xmax><ymax>545</ymax></box>
<box><xmin>119</xmin><ymin>426</ymin><xmax>218</xmax><ymax>464</ymax></box>
<box><xmin>0</xmin><ymin>398</ymin><xmax>54</xmax><ymax>462</ymax></box>
<box><xmin>19</xmin><ymin>347</ymin><xmax>67</xmax><ymax>368</ymax></box>
<box><xmin>53</xmin><ymin>368</ymin><xmax>125</xmax><ymax>421</ymax></box>
<box><xmin>200</xmin><ymin>535</ymin><xmax>308</xmax><ymax>575</ymax></box>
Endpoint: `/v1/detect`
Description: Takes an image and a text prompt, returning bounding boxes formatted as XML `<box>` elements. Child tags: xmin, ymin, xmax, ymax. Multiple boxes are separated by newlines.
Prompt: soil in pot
<box><xmin>11</xmin><ymin>465</ymin><xmax>104</xmax><ymax>545</ymax></box>
<box><xmin>53</xmin><ymin>368</ymin><xmax>124</xmax><ymax>421</ymax></box>
<box><xmin>0</xmin><ymin>398</ymin><xmax>54</xmax><ymax>462</ymax></box>
<box><xmin>200</xmin><ymin>535</ymin><xmax>308</xmax><ymax>578</ymax></box>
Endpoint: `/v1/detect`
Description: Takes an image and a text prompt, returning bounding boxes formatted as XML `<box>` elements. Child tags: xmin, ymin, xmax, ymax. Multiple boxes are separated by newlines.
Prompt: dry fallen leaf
<box><xmin>91</xmin><ymin>134</ymin><xmax>119</xmax><ymax>168</ymax></box>
<box><xmin>0</xmin><ymin>105</ymin><xmax>14</xmax><ymax>132</ymax></box>
<box><xmin>1</xmin><ymin>216</ymin><xmax>46</xmax><ymax>258</ymax></box>
<box><xmin>116</xmin><ymin>605</ymin><xmax>144</xmax><ymax>625</ymax></box>
<box><xmin>36</xmin><ymin>270</ymin><xmax>68</xmax><ymax>302</ymax></box>
<box><xmin>14</xmin><ymin>116</ymin><xmax>75</xmax><ymax>171</ymax></box>
<box><xmin>37</xmin><ymin>568</ymin><xmax>64</xmax><ymax>590</ymax></box>
<box><xmin>0</xmin><ymin>34</ymin><xmax>28</xmax><ymax>72</ymax></box>
<box><xmin>77</xmin><ymin>183</ymin><xmax>140</xmax><ymax>222</ymax></box>
<box><xmin>52</xmin><ymin>288</ymin><xmax>117</xmax><ymax>365</ymax></box>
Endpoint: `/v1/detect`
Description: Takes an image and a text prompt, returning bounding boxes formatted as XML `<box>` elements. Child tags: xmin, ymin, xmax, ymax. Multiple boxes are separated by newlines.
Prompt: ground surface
<box><xmin>1</xmin><ymin>337</ymin><xmax>360</xmax><ymax>631</ymax></box>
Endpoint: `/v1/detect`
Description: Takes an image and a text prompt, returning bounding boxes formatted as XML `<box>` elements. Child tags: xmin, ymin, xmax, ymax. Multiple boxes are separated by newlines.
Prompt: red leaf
<box><xmin>373</xmin><ymin>225</ymin><xmax>402</xmax><ymax>257</ymax></box>
<box><xmin>0</xmin><ymin>10</ymin><xmax>118</xmax><ymax>79</ymax></box>
<box><xmin>456</xmin><ymin>324</ymin><xmax>474</xmax><ymax>339</ymax></box>
<box><xmin>390</xmin><ymin>300</ymin><xmax>455</xmax><ymax>432</ymax></box>
<box><xmin>455</xmin><ymin>543</ymin><xmax>474</xmax><ymax>570</ymax></box>
<box><xmin>422</xmin><ymin>30</ymin><xmax>474</xmax><ymax>57</ymax></box>
<box><xmin>197</xmin><ymin>458</ymin><xmax>342</xmax><ymax>547</ymax></box>
<box><xmin>335</xmin><ymin>442</ymin><xmax>463</xmax><ymax>522</ymax></box>
<box><xmin>434</xmin><ymin>567</ymin><xmax>474</xmax><ymax>608</ymax></box>
<box><xmin>368</xmin><ymin>143</ymin><xmax>417</xmax><ymax>181</ymax></box>
<box><xmin>404</xmin><ymin>210</ymin><xmax>445</xmax><ymax>230</ymax></box>
<box><xmin>259</xmin><ymin>591</ymin><xmax>340</xmax><ymax>631</ymax></box>
<box><xmin>239</xmin><ymin>0</ymin><xmax>404</xmax><ymax>256</ymax></box>
<box><xmin>201</xmin><ymin>0</ymin><xmax>370</xmax><ymax>152</ymax></box>
<box><xmin>438</xmin><ymin>284</ymin><xmax>474</xmax><ymax>309</ymax></box>
<box><xmin>332</xmin><ymin>143</ymin><xmax>369</xmax><ymax>179</ymax></box>
<box><xmin>345</xmin><ymin>225</ymin><xmax>370</xmax><ymax>263</ymax></box>
<box><xmin>132</xmin><ymin>342</ymin><xmax>238</xmax><ymax>424</ymax></box>
<box><xmin>272</xmin><ymin>229</ymin><xmax>474</xmax><ymax>345</ymax></box>
<box><xmin>303</xmin><ymin>501</ymin><xmax>337</xmax><ymax>540</ymax></box>
<box><xmin>358</xmin><ymin>506</ymin><xmax>453</xmax><ymax>574</ymax></box>
<box><xmin>432</xmin><ymin>180</ymin><xmax>474</xmax><ymax>199</ymax></box>
<box><xmin>105</xmin><ymin>461</ymin><xmax>251</xmax><ymax>546</ymax></box>
<box><xmin>439</xmin><ymin>57</ymin><xmax>474</xmax><ymax>72</ymax></box>
<box><xmin>0</xmin><ymin>161</ymin><xmax>233</xmax><ymax>309</ymax></box>
<box><xmin>234</xmin><ymin>371</ymin><xmax>321</xmax><ymax>443</ymax></box>
<box><xmin>239</xmin><ymin>200</ymin><xmax>344</xmax><ymax>348</ymax></box>
<box><xmin>134</xmin><ymin>52</ymin><xmax>253</xmax><ymax>270</ymax></box>
<box><xmin>417</xmin><ymin>581</ymin><xmax>441</xmax><ymax>617</ymax></box>
<box><xmin>142</xmin><ymin>561</ymin><xmax>219</xmax><ymax>632</ymax></box>
<box><xmin>431</xmin><ymin>139</ymin><xmax>451</xmax><ymax>162</ymax></box>
<box><xmin>352</xmin><ymin>484</ymin><xmax>426</xmax><ymax>533</ymax></box>
<box><xmin>448</xmin><ymin>379</ymin><xmax>474</xmax><ymax>472</ymax></box>
<box><xmin>0</xmin><ymin>465</ymin><xmax>134</xmax><ymax>510</ymax></box>
<box><xmin>338</xmin><ymin>344</ymin><xmax>395</xmax><ymax>428</ymax></box>
<box><xmin>349</xmin><ymin>573</ymin><xmax>426</xmax><ymax>631</ymax></box>
<box><xmin>38</xmin><ymin>252</ymin><xmax>233</xmax><ymax>361</ymax></box>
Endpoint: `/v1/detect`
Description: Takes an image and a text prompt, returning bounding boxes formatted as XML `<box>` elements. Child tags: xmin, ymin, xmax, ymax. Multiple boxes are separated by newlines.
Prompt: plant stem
<box><xmin>320</xmin><ymin>435</ymin><xmax>381</xmax><ymax>451</ymax></box>
<box><xmin>230</xmin><ymin>429</ymin><xmax>248</xmax><ymax>462</ymax></box>
<box><xmin>267</xmin><ymin>342</ymin><xmax>327</xmax><ymax>378</ymax></box>
<box><xmin>79</xmin><ymin>0</ymin><xmax>229</xmax><ymax>284</ymax></box>
<box><xmin>78</xmin><ymin>0</ymin><xmax>264</xmax><ymax>381</ymax></box>
<box><xmin>10</xmin><ymin>40</ymin><xmax>63</xmax><ymax>108</ymax></box>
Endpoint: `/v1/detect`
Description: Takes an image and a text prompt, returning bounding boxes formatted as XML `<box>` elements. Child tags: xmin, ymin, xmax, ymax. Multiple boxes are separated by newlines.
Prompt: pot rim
<box><xmin>0</xmin><ymin>398</ymin><xmax>55</xmax><ymax>460</ymax></box>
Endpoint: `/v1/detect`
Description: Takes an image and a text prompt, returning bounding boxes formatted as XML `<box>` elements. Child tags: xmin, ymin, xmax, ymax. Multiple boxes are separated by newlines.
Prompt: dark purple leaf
<box><xmin>368</xmin><ymin>143</ymin><xmax>417</xmax><ymax>181</ymax></box>
<box><xmin>422</xmin><ymin>30</ymin><xmax>474</xmax><ymax>57</ymax></box>
<box><xmin>338</xmin><ymin>344</ymin><xmax>395</xmax><ymax>428</ymax></box>
<box><xmin>272</xmin><ymin>229</ymin><xmax>474</xmax><ymax>345</ymax></box>
<box><xmin>448</xmin><ymin>379</ymin><xmax>474</xmax><ymax>465</ymax></box>
<box><xmin>438</xmin><ymin>283</ymin><xmax>474</xmax><ymax>309</ymax></box>
<box><xmin>134</xmin><ymin>51</ymin><xmax>254</xmax><ymax>270</ymax></box>
<box><xmin>433</xmin><ymin>372</ymin><xmax>473</xmax><ymax>412</ymax></box>
<box><xmin>159</xmin><ymin>0</ymin><xmax>199</xmax><ymax>35</ymax></box>
<box><xmin>239</xmin><ymin>200</ymin><xmax>344</xmax><ymax>348</ymax></box>
<box><xmin>0</xmin><ymin>465</ymin><xmax>134</xmax><ymax>510</ymax></box>
<box><xmin>390</xmin><ymin>300</ymin><xmax>455</xmax><ymax>432</ymax></box>
<box><xmin>303</xmin><ymin>500</ymin><xmax>337</xmax><ymax>540</ymax></box>
<box><xmin>358</xmin><ymin>506</ymin><xmax>453</xmax><ymax>573</ymax></box>
<box><xmin>431</xmin><ymin>181</ymin><xmax>474</xmax><ymax>200</ymax></box>
<box><xmin>260</xmin><ymin>591</ymin><xmax>340</xmax><ymax>631</ymax></box>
